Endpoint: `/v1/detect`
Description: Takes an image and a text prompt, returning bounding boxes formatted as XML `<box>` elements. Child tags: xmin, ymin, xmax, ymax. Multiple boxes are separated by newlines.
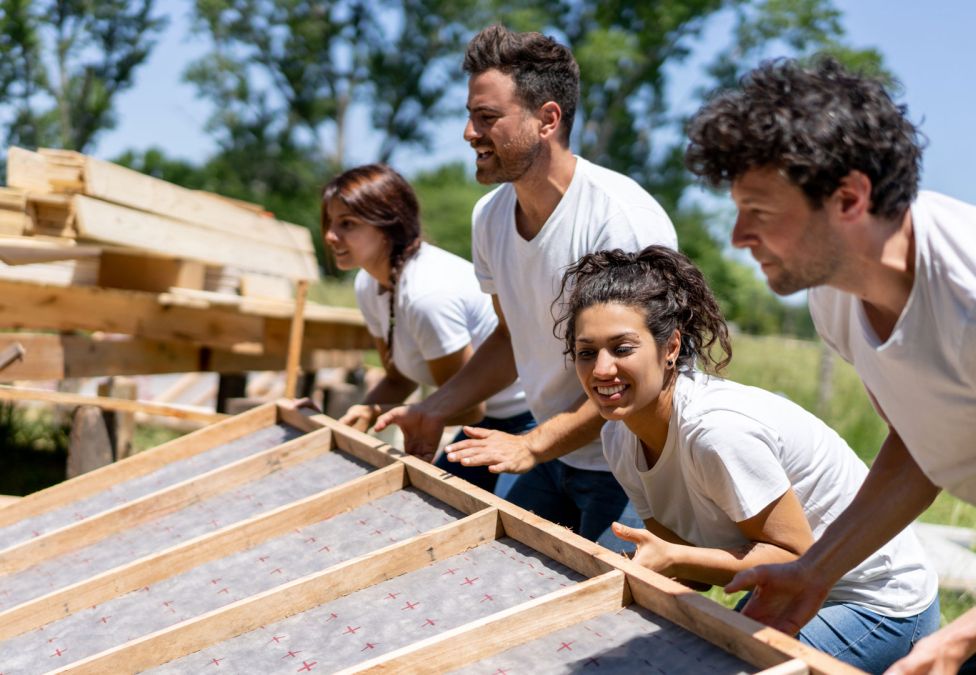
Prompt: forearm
<box><xmin>522</xmin><ymin>396</ymin><xmax>604</xmax><ymax>463</ymax></box>
<box><xmin>362</xmin><ymin>375</ymin><xmax>418</xmax><ymax>407</ymax></box>
<box><xmin>665</xmin><ymin>541</ymin><xmax>802</xmax><ymax>588</ymax></box>
<box><xmin>421</xmin><ymin>327</ymin><xmax>518</xmax><ymax>420</ymax></box>
<box><xmin>798</xmin><ymin>430</ymin><xmax>939</xmax><ymax>592</ymax></box>
<box><xmin>443</xmin><ymin>401</ymin><xmax>487</xmax><ymax>427</ymax></box>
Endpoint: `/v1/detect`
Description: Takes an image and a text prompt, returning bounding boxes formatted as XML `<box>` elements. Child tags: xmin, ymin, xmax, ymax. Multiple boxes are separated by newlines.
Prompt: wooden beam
<box><xmin>0</xmin><ymin>402</ymin><xmax>277</xmax><ymax>530</ymax></box>
<box><xmin>0</xmin><ymin>385</ymin><xmax>226</xmax><ymax>423</ymax></box>
<box><xmin>0</xmin><ymin>464</ymin><xmax>406</xmax><ymax>641</ymax></box>
<box><xmin>57</xmin><ymin>509</ymin><xmax>501</xmax><ymax>674</ymax></box>
<box><xmin>73</xmin><ymin>195</ymin><xmax>317</xmax><ymax>280</ymax></box>
<box><xmin>284</xmin><ymin>279</ymin><xmax>308</xmax><ymax>398</ymax></box>
<box><xmin>79</xmin><ymin>153</ymin><xmax>315</xmax><ymax>253</ymax></box>
<box><xmin>0</xmin><ymin>333</ymin><xmax>365</xmax><ymax>381</ymax></box>
<box><xmin>0</xmin><ymin>427</ymin><xmax>333</xmax><ymax>575</ymax></box>
<box><xmin>343</xmin><ymin>570</ymin><xmax>628</xmax><ymax>673</ymax></box>
<box><xmin>0</xmin><ymin>278</ymin><xmax>266</xmax><ymax>352</ymax></box>
<box><xmin>756</xmin><ymin>659</ymin><xmax>811</xmax><ymax>675</ymax></box>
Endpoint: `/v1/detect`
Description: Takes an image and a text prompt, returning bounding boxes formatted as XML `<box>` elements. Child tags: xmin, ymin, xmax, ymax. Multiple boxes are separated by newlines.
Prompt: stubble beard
<box><xmin>763</xmin><ymin>225</ymin><xmax>844</xmax><ymax>295</ymax></box>
<box><xmin>474</xmin><ymin>133</ymin><xmax>542</xmax><ymax>185</ymax></box>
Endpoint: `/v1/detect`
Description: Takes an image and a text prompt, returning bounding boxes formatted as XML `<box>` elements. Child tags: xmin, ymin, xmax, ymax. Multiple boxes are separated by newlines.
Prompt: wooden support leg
<box><xmin>97</xmin><ymin>377</ymin><xmax>137</xmax><ymax>460</ymax></box>
<box><xmin>67</xmin><ymin>406</ymin><xmax>113</xmax><ymax>478</ymax></box>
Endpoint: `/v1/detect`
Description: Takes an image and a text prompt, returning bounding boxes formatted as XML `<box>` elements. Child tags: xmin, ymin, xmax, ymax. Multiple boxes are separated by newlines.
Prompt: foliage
<box><xmin>0</xmin><ymin>403</ymin><xmax>68</xmax><ymax>495</ymax></box>
<box><xmin>0</xmin><ymin>0</ymin><xmax>166</xmax><ymax>156</ymax></box>
<box><xmin>413</xmin><ymin>162</ymin><xmax>491</xmax><ymax>259</ymax></box>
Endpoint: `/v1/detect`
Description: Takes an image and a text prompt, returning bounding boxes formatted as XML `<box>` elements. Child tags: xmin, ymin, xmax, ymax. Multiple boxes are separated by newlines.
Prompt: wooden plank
<box><xmin>6</xmin><ymin>147</ymin><xmax>52</xmax><ymax>192</ymax></box>
<box><xmin>607</xmin><ymin>556</ymin><xmax>862</xmax><ymax>675</ymax></box>
<box><xmin>0</xmin><ymin>385</ymin><xmax>226</xmax><ymax>423</ymax></box>
<box><xmin>0</xmin><ymin>402</ymin><xmax>277</xmax><ymax>529</ymax></box>
<box><xmin>98</xmin><ymin>250</ymin><xmax>206</xmax><ymax>293</ymax></box>
<box><xmin>0</xmin><ymin>278</ymin><xmax>266</xmax><ymax>352</ymax></box>
<box><xmin>80</xmin><ymin>154</ymin><xmax>315</xmax><ymax>253</ymax></box>
<box><xmin>284</xmin><ymin>279</ymin><xmax>309</xmax><ymax>398</ymax></box>
<box><xmin>757</xmin><ymin>659</ymin><xmax>811</xmax><ymax>675</ymax></box>
<box><xmin>0</xmin><ymin>236</ymin><xmax>100</xmax><ymax>265</ymax></box>
<box><xmin>276</xmin><ymin>405</ymin><xmax>400</xmax><ymax>470</ymax></box>
<box><xmin>57</xmin><ymin>509</ymin><xmax>501</xmax><ymax>674</ymax></box>
<box><xmin>0</xmin><ymin>426</ymin><xmax>333</xmax><ymax>575</ymax></box>
<box><xmin>240</xmin><ymin>272</ymin><xmax>293</xmax><ymax>300</ymax></box>
<box><xmin>73</xmin><ymin>195</ymin><xmax>317</xmax><ymax>280</ymax></box>
<box><xmin>344</xmin><ymin>570</ymin><xmax>628</xmax><ymax>673</ymax></box>
<box><xmin>0</xmin><ymin>464</ymin><xmax>406</xmax><ymax>641</ymax></box>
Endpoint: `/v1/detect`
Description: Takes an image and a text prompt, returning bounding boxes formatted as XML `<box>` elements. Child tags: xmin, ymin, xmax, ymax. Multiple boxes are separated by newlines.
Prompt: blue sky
<box><xmin>95</xmin><ymin>0</ymin><xmax>976</xmax><ymax>206</ymax></box>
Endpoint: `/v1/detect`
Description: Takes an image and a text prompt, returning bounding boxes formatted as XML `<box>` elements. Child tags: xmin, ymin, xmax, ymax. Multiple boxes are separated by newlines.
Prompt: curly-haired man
<box><xmin>686</xmin><ymin>57</ymin><xmax>976</xmax><ymax>675</ymax></box>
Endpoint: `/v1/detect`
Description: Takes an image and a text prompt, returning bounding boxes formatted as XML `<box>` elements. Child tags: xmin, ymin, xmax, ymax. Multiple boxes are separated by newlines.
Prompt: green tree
<box><xmin>0</xmin><ymin>0</ymin><xmax>166</xmax><ymax>154</ymax></box>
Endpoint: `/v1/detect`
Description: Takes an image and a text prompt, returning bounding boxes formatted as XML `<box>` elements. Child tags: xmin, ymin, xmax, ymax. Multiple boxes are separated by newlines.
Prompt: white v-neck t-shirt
<box><xmin>472</xmin><ymin>156</ymin><xmax>677</xmax><ymax>470</ymax></box>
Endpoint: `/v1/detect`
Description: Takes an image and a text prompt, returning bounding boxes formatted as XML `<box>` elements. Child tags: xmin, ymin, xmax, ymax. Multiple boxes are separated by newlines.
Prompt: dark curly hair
<box><xmin>321</xmin><ymin>164</ymin><xmax>422</xmax><ymax>358</ymax></box>
<box><xmin>463</xmin><ymin>24</ymin><xmax>579</xmax><ymax>144</ymax></box>
<box><xmin>685</xmin><ymin>57</ymin><xmax>922</xmax><ymax>220</ymax></box>
<box><xmin>554</xmin><ymin>246</ymin><xmax>731</xmax><ymax>373</ymax></box>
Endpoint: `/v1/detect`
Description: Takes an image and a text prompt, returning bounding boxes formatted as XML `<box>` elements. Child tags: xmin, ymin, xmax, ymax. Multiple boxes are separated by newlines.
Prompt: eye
<box><xmin>614</xmin><ymin>344</ymin><xmax>635</xmax><ymax>356</ymax></box>
<box><xmin>576</xmin><ymin>349</ymin><xmax>595</xmax><ymax>360</ymax></box>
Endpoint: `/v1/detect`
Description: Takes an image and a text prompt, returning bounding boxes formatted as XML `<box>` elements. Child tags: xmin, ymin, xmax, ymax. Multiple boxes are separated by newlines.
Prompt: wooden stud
<box><xmin>0</xmin><ymin>464</ymin><xmax>406</xmax><ymax>641</ymax></box>
<box><xmin>57</xmin><ymin>509</ymin><xmax>501</xmax><ymax>674</ymax></box>
<box><xmin>0</xmin><ymin>402</ymin><xmax>277</xmax><ymax>530</ymax></box>
<box><xmin>0</xmin><ymin>427</ymin><xmax>332</xmax><ymax>575</ymax></box>
<box><xmin>343</xmin><ymin>570</ymin><xmax>628</xmax><ymax>674</ymax></box>
<box><xmin>284</xmin><ymin>279</ymin><xmax>309</xmax><ymax>399</ymax></box>
<box><xmin>0</xmin><ymin>385</ymin><xmax>225</xmax><ymax>424</ymax></box>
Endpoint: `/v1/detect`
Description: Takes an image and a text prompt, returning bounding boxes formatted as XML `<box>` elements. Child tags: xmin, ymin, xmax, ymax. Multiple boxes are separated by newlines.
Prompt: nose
<box><xmin>324</xmin><ymin>226</ymin><xmax>340</xmax><ymax>246</ymax></box>
<box><xmin>592</xmin><ymin>349</ymin><xmax>616</xmax><ymax>379</ymax></box>
<box><xmin>730</xmin><ymin>212</ymin><xmax>755</xmax><ymax>249</ymax></box>
<box><xmin>463</xmin><ymin>117</ymin><xmax>479</xmax><ymax>143</ymax></box>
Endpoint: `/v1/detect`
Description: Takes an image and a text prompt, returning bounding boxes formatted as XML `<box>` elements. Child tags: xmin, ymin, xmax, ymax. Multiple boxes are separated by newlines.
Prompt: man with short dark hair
<box><xmin>377</xmin><ymin>25</ymin><xmax>677</xmax><ymax>550</ymax></box>
<box><xmin>686</xmin><ymin>57</ymin><xmax>976</xmax><ymax>674</ymax></box>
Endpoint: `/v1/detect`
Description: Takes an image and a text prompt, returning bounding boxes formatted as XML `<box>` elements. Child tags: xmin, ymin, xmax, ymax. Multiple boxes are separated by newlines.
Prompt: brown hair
<box><xmin>463</xmin><ymin>24</ymin><xmax>579</xmax><ymax>144</ymax></box>
<box><xmin>321</xmin><ymin>164</ymin><xmax>422</xmax><ymax>357</ymax></box>
<box><xmin>555</xmin><ymin>246</ymin><xmax>731</xmax><ymax>372</ymax></box>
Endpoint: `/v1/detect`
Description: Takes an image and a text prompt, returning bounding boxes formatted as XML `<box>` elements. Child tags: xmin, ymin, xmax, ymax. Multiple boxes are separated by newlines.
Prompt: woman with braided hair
<box><xmin>556</xmin><ymin>245</ymin><xmax>938</xmax><ymax>673</ymax></box>
<box><xmin>321</xmin><ymin>164</ymin><xmax>532</xmax><ymax>495</ymax></box>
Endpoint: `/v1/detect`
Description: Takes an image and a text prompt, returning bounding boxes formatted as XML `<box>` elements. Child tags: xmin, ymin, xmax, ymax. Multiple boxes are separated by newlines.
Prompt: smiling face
<box><xmin>322</xmin><ymin>198</ymin><xmax>391</xmax><ymax>278</ymax></box>
<box><xmin>463</xmin><ymin>69</ymin><xmax>542</xmax><ymax>185</ymax></box>
<box><xmin>573</xmin><ymin>302</ymin><xmax>679</xmax><ymax>424</ymax></box>
<box><xmin>730</xmin><ymin>166</ymin><xmax>845</xmax><ymax>295</ymax></box>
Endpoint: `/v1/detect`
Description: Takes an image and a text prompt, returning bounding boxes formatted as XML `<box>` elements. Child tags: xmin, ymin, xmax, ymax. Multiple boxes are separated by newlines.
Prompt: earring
<box><xmin>666</xmin><ymin>359</ymin><xmax>674</xmax><ymax>368</ymax></box>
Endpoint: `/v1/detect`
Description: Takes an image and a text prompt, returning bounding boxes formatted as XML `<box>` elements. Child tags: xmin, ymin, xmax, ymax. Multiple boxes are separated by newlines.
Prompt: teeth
<box><xmin>596</xmin><ymin>384</ymin><xmax>625</xmax><ymax>396</ymax></box>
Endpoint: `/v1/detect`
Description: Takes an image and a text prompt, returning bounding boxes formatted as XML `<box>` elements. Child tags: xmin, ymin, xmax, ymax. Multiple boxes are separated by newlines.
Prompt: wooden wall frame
<box><xmin>0</xmin><ymin>401</ymin><xmax>861</xmax><ymax>674</ymax></box>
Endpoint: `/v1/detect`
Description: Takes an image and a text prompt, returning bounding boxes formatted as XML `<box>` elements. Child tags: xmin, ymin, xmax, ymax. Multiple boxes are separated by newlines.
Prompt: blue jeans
<box><xmin>735</xmin><ymin>594</ymin><xmax>940</xmax><ymax>674</ymax></box>
<box><xmin>434</xmin><ymin>410</ymin><xmax>536</xmax><ymax>497</ymax></box>
<box><xmin>503</xmin><ymin>458</ymin><xmax>643</xmax><ymax>554</ymax></box>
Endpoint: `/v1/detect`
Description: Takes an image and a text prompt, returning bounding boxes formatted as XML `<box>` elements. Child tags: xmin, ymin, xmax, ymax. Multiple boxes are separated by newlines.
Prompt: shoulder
<box><xmin>575</xmin><ymin>159</ymin><xmax>677</xmax><ymax>247</ymax></box>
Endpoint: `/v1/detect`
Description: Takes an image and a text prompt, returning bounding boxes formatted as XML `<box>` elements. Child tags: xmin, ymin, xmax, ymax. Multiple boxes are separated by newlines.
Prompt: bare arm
<box><xmin>614</xmin><ymin>488</ymin><xmax>813</xmax><ymax>588</ymax></box>
<box><xmin>886</xmin><ymin>608</ymin><xmax>976</xmax><ymax>674</ymax></box>
<box><xmin>726</xmin><ymin>425</ymin><xmax>939</xmax><ymax>635</ymax></box>
<box><xmin>339</xmin><ymin>337</ymin><xmax>418</xmax><ymax>431</ymax></box>
<box><xmin>375</xmin><ymin>295</ymin><xmax>518</xmax><ymax>459</ymax></box>
<box><xmin>425</xmin><ymin>345</ymin><xmax>486</xmax><ymax>426</ymax></box>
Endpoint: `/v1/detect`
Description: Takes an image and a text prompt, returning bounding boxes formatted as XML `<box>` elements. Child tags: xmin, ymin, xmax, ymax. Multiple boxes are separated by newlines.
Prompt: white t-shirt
<box><xmin>601</xmin><ymin>371</ymin><xmax>937</xmax><ymax>616</ymax></box>
<box><xmin>809</xmin><ymin>191</ymin><xmax>976</xmax><ymax>504</ymax></box>
<box><xmin>355</xmin><ymin>242</ymin><xmax>527</xmax><ymax>418</ymax></box>
<box><xmin>472</xmin><ymin>156</ymin><xmax>678</xmax><ymax>470</ymax></box>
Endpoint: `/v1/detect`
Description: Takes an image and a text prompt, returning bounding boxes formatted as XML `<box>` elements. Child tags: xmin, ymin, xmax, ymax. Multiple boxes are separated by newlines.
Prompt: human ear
<box><xmin>833</xmin><ymin>171</ymin><xmax>872</xmax><ymax>222</ymax></box>
<box><xmin>665</xmin><ymin>329</ymin><xmax>681</xmax><ymax>367</ymax></box>
<box><xmin>538</xmin><ymin>101</ymin><xmax>562</xmax><ymax>140</ymax></box>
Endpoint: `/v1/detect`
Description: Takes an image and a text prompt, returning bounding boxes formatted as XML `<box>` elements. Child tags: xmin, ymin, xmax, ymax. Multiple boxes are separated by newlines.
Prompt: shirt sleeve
<box><xmin>685</xmin><ymin>410</ymin><xmax>791</xmax><ymax>523</ymax></box>
<box><xmin>471</xmin><ymin>199</ymin><xmax>496</xmax><ymax>295</ymax></box>
<box><xmin>353</xmin><ymin>270</ymin><xmax>384</xmax><ymax>339</ymax></box>
<box><xmin>406</xmin><ymin>291</ymin><xmax>472</xmax><ymax>362</ymax></box>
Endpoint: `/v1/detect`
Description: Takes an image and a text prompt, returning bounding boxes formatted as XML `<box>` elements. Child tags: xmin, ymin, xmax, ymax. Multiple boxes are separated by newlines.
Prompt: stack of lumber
<box><xmin>0</xmin><ymin>403</ymin><xmax>856</xmax><ymax>674</ymax></box>
<box><xmin>1</xmin><ymin>147</ymin><xmax>317</xmax><ymax>297</ymax></box>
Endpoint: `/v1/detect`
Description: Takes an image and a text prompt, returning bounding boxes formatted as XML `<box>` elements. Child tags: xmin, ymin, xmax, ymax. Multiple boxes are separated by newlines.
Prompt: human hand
<box><xmin>886</xmin><ymin>610</ymin><xmax>976</xmax><ymax>675</ymax></box>
<box><xmin>611</xmin><ymin>522</ymin><xmax>674</xmax><ymax>575</ymax></box>
<box><xmin>338</xmin><ymin>404</ymin><xmax>378</xmax><ymax>432</ymax></box>
<box><xmin>444</xmin><ymin>427</ymin><xmax>537</xmax><ymax>474</ymax></box>
<box><xmin>724</xmin><ymin>558</ymin><xmax>829</xmax><ymax>636</ymax></box>
<box><xmin>374</xmin><ymin>404</ymin><xmax>445</xmax><ymax>463</ymax></box>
